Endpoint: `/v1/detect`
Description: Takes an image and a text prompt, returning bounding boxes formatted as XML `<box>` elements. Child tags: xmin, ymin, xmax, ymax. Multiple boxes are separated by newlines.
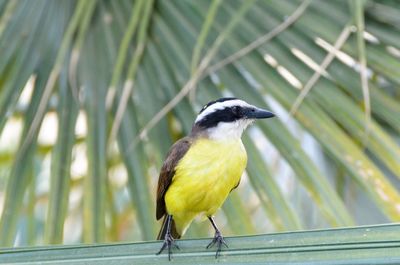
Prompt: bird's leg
<box><xmin>156</xmin><ymin>215</ymin><xmax>180</xmax><ymax>260</ymax></box>
<box><xmin>206</xmin><ymin>216</ymin><xmax>228</xmax><ymax>258</ymax></box>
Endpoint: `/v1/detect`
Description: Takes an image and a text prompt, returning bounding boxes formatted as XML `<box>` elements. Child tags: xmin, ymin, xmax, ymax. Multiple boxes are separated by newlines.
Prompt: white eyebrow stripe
<box><xmin>195</xmin><ymin>99</ymin><xmax>253</xmax><ymax>123</ymax></box>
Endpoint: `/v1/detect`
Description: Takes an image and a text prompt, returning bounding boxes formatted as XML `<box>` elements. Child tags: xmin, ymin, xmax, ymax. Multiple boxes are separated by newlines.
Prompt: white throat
<box><xmin>207</xmin><ymin>119</ymin><xmax>253</xmax><ymax>140</ymax></box>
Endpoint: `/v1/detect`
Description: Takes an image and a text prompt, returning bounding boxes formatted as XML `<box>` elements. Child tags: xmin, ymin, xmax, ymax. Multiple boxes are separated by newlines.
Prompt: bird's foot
<box><xmin>156</xmin><ymin>232</ymin><xmax>180</xmax><ymax>261</ymax></box>
<box><xmin>206</xmin><ymin>230</ymin><xmax>228</xmax><ymax>258</ymax></box>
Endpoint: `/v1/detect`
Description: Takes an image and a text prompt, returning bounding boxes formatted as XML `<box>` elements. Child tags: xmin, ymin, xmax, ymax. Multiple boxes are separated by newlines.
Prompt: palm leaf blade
<box><xmin>1</xmin><ymin>224</ymin><xmax>399</xmax><ymax>264</ymax></box>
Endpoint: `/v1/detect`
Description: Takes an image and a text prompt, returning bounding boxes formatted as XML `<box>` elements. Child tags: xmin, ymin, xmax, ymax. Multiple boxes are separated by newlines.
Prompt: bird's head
<box><xmin>191</xmin><ymin>97</ymin><xmax>275</xmax><ymax>140</ymax></box>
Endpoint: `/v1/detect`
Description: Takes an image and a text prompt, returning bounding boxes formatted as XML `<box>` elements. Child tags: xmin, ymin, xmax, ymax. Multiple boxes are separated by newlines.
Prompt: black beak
<box><xmin>245</xmin><ymin>107</ymin><xmax>275</xmax><ymax>119</ymax></box>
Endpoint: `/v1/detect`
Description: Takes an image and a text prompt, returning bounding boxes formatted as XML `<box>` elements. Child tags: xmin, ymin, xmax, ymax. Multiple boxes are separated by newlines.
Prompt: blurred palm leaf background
<box><xmin>0</xmin><ymin>0</ymin><xmax>399</xmax><ymax>248</ymax></box>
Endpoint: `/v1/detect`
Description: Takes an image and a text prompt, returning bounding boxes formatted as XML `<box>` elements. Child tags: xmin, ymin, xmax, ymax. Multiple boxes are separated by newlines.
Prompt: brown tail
<box><xmin>157</xmin><ymin>215</ymin><xmax>181</xmax><ymax>240</ymax></box>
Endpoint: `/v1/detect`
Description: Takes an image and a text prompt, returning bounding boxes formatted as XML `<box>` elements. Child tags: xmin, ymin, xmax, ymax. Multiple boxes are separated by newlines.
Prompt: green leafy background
<box><xmin>0</xmin><ymin>0</ymin><xmax>399</xmax><ymax>248</ymax></box>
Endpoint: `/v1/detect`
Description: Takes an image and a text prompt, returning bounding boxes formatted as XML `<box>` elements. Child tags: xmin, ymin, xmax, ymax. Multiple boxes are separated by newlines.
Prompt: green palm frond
<box><xmin>1</xmin><ymin>224</ymin><xmax>400</xmax><ymax>264</ymax></box>
<box><xmin>0</xmin><ymin>0</ymin><xmax>399</xmax><ymax>248</ymax></box>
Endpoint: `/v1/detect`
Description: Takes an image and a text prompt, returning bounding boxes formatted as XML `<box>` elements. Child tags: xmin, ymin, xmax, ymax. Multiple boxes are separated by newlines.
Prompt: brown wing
<box><xmin>156</xmin><ymin>137</ymin><xmax>192</xmax><ymax>220</ymax></box>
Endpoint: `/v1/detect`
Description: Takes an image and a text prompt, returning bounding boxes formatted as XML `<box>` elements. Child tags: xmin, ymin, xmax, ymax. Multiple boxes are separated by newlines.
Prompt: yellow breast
<box><xmin>164</xmin><ymin>138</ymin><xmax>247</xmax><ymax>234</ymax></box>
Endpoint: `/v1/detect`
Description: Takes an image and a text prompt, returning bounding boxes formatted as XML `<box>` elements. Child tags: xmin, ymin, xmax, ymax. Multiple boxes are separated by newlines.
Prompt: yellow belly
<box><xmin>164</xmin><ymin>138</ymin><xmax>247</xmax><ymax>235</ymax></box>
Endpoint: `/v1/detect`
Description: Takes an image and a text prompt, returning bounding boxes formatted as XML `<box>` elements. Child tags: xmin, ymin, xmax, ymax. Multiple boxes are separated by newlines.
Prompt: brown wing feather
<box><xmin>156</xmin><ymin>137</ymin><xmax>192</xmax><ymax>220</ymax></box>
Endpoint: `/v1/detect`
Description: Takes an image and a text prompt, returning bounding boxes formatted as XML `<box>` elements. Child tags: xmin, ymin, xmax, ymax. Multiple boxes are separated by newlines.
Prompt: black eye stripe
<box><xmin>195</xmin><ymin>106</ymin><xmax>253</xmax><ymax>128</ymax></box>
<box><xmin>196</xmin><ymin>108</ymin><xmax>236</xmax><ymax>128</ymax></box>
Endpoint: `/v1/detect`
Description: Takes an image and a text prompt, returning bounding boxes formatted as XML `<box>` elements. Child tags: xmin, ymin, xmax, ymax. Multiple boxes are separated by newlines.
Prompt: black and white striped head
<box><xmin>192</xmin><ymin>97</ymin><xmax>275</xmax><ymax>140</ymax></box>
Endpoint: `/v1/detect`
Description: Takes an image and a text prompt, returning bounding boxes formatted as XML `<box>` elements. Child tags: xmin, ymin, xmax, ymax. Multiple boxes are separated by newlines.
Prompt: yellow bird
<box><xmin>156</xmin><ymin>97</ymin><xmax>275</xmax><ymax>259</ymax></box>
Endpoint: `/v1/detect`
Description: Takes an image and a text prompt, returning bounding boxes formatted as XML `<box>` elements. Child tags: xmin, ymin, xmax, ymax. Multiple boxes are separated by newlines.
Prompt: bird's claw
<box><xmin>206</xmin><ymin>231</ymin><xmax>228</xmax><ymax>258</ymax></box>
<box><xmin>156</xmin><ymin>233</ymin><xmax>179</xmax><ymax>261</ymax></box>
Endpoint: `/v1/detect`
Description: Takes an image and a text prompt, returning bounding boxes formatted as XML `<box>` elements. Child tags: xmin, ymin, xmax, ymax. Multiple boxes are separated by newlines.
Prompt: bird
<box><xmin>156</xmin><ymin>97</ymin><xmax>275</xmax><ymax>260</ymax></box>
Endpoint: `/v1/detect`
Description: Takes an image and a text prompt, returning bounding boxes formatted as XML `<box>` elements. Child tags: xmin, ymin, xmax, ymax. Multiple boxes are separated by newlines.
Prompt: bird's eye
<box><xmin>232</xmin><ymin>106</ymin><xmax>241</xmax><ymax>115</ymax></box>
